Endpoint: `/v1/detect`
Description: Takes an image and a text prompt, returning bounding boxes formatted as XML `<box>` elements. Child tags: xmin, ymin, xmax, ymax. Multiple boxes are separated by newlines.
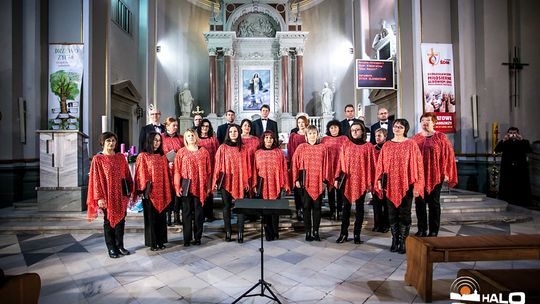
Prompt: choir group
<box><xmin>87</xmin><ymin>109</ymin><xmax>457</xmax><ymax>259</ymax></box>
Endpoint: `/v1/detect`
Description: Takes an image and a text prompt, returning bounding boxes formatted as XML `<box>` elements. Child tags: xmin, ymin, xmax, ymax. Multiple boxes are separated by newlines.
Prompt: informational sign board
<box><xmin>355</xmin><ymin>59</ymin><xmax>395</xmax><ymax>89</ymax></box>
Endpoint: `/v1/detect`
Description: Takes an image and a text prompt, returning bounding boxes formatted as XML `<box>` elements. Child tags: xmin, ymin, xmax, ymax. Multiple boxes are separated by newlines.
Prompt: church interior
<box><xmin>1</xmin><ymin>0</ymin><xmax>540</xmax><ymax>303</ymax></box>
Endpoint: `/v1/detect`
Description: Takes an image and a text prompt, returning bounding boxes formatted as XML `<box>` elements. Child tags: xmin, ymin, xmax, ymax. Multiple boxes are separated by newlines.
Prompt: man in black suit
<box><xmin>192</xmin><ymin>114</ymin><xmax>203</xmax><ymax>129</ymax></box>
<box><xmin>216</xmin><ymin>109</ymin><xmax>236</xmax><ymax>144</ymax></box>
<box><xmin>139</xmin><ymin>107</ymin><xmax>165</xmax><ymax>151</ymax></box>
<box><xmin>340</xmin><ymin>104</ymin><xmax>362</xmax><ymax>135</ymax></box>
<box><xmin>251</xmin><ymin>105</ymin><xmax>278</xmax><ymax>137</ymax></box>
<box><xmin>369</xmin><ymin>107</ymin><xmax>394</xmax><ymax>144</ymax></box>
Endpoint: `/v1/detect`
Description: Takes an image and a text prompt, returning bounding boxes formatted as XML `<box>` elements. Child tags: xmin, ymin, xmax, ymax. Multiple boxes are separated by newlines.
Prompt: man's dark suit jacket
<box><xmin>139</xmin><ymin>124</ymin><xmax>165</xmax><ymax>151</ymax></box>
<box><xmin>251</xmin><ymin>118</ymin><xmax>278</xmax><ymax>137</ymax></box>
<box><xmin>369</xmin><ymin>120</ymin><xmax>394</xmax><ymax>144</ymax></box>
<box><xmin>340</xmin><ymin>118</ymin><xmax>363</xmax><ymax>136</ymax></box>
<box><xmin>217</xmin><ymin>123</ymin><xmax>233</xmax><ymax>144</ymax></box>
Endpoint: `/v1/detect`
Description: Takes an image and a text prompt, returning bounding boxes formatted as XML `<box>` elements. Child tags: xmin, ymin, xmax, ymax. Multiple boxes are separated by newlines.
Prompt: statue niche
<box><xmin>233</xmin><ymin>13</ymin><xmax>280</xmax><ymax>38</ymax></box>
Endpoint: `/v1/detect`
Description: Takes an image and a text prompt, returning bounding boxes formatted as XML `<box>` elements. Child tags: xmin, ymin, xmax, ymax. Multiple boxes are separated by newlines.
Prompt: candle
<box><xmin>120</xmin><ymin>143</ymin><xmax>126</xmax><ymax>154</ymax></box>
<box><xmin>101</xmin><ymin>115</ymin><xmax>107</xmax><ymax>133</ymax></box>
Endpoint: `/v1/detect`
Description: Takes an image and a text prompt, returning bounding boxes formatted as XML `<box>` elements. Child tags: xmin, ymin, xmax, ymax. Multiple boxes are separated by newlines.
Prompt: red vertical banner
<box><xmin>421</xmin><ymin>43</ymin><xmax>456</xmax><ymax>133</ymax></box>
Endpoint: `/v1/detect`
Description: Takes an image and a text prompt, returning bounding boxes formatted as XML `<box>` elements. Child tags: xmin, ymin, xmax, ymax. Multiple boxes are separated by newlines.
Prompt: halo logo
<box><xmin>450</xmin><ymin>276</ymin><xmax>526</xmax><ymax>304</ymax></box>
<box><xmin>427</xmin><ymin>48</ymin><xmax>440</xmax><ymax>66</ymax></box>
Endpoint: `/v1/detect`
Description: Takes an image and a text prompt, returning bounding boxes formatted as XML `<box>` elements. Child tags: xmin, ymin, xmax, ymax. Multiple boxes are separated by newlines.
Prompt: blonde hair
<box><xmin>183</xmin><ymin>129</ymin><xmax>200</xmax><ymax>146</ymax></box>
<box><xmin>164</xmin><ymin>116</ymin><xmax>177</xmax><ymax>127</ymax></box>
<box><xmin>304</xmin><ymin>125</ymin><xmax>321</xmax><ymax>144</ymax></box>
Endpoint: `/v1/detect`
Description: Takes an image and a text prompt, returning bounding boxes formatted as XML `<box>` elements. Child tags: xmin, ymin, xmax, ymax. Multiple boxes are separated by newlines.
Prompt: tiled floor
<box><xmin>1</xmin><ymin>217</ymin><xmax>540</xmax><ymax>304</ymax></box>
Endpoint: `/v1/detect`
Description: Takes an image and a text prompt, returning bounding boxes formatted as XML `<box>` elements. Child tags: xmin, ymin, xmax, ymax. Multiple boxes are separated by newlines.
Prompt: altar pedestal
<box><xmin>36</xmin><ymin>130</ymin><xmax>90</xmax><ymax>211</ymax></box>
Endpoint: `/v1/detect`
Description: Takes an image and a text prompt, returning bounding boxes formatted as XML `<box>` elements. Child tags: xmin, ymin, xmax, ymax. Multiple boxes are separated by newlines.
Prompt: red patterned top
<box><xmin>287</xmin><ymin>132</ymin><xmax>306</xmax><ymax>164</ymax></box>
<box><xmin>161</xmin><ymin>133</ymin><xmax>184</xmax><ymax>155</ymax></box>
<box><xmin>321</xmin><ymin>135</ymin><xmax>347</xmax><ymax>191</ymax></box>
<box><xmin>375</xmin><ymin>140</ymin><xmax>425</xmax><ymax>207</ymax></box>
<box><xmin>253</xmin><ymin>148</ymin><xmax>290</xmax><ymax>199</ymax></box>
<box><xmin>213</xmin><ymin>144</ymin><xmax>251</xmax><ymax>199</ymax></box>
<box><xmin>134</xmin><ymin>153</ymin><xmax>172</xmax><ymax>213</ymax></box>
<box><xmin>292</xmin><ymin>143</ymin><xmax>330</xmax><ymax>200</ymax></box>
<box><xmin>87</xmin><ymin>154</ymin><xmax>132</xmax><ymax>228</ymax></box>
<box><xmin>198</xmin><ymin>136</ymin><xmax>219</xmax><ymax>171</ymax></box>
<box><xmin>336</xmin><ymin>140</ymin><xmax>376</xmax><ymax>203</ymax></box>
<box><xmin>412</xmin><ymin>132</ymin><xmax>458</xmax><ymax>194</ymax></box>
<box><xmin>173</xmin><ymin>147</ymin><xmax>212</xmax><ymax>204</ymax></box>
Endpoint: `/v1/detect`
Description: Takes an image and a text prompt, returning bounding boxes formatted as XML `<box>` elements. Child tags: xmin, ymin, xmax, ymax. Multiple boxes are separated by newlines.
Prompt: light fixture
<box><xmin>156</xmin><ymin>45</ymin><xmax>161</xmax><ymax>52</ymax></box>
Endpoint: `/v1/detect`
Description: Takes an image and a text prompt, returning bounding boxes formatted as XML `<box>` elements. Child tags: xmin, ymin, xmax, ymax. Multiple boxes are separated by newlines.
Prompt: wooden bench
<box><xmin>404</xmin><ymin>234</ymin><xmax>540</xmax><ymax>302</ymax></box>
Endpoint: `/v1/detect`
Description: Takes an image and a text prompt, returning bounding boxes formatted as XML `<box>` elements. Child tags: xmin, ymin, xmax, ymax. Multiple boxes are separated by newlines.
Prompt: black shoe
<box><xmin>225</xmin><ymin>232</ymin><xmax>232</xmax><ymax>242</ymax></box>
<box><xmin>184</xmin><ymin>242</ymin><xmax>191</xmax><ymax>247</ymax></box>
<box><xmin>158</xmin><ymin>244</ymin><xmax>166</xmax><ymax>250</ymax></box>
<box><xmin>191</xmin><ymin>240</ymin><xmax>201</xmax><ymax>245</ymax></box>
<box><xmin>372</xmin><ymin>226</ymin><xmax>379</xmax><ymax>232</ymax></box>
<box><xmin>150</xmin><ymin>246</ymin><xmax>158</xmax><ymax>251</ymax></box>
<box><xmin>380</xmin><ymin>226</ymin><xmax>390</xmax><ymax>233</ymax></box>
<box><xmin>313</xmin><ymin>231</ymin><xmax>321</xmax><ymax>242</ymax></box>
<box><xmin>296</xmin><ymin>210</ymin><xmax>304</xmax><ymax>222</ymax></box>
<box><xmin>174</xmin><ymin>212</ymin><xmax>181</xmax><ymax>225</ymax></box>
<box><xmin>415</xmin><ymin>230</ymin><xmax>427</xmax><ymax>237</ymax></box>
<box><xmin>108</xmin><ymin>249</ymin><xmax>119</xmax><ymax>258</ymax></box>
<box><xmin>390</xmin><ymin>224</ymin><xmax>399</xmax><ymax>252</ymax></box>
<box><xmin>336</xmin><ymin>234</ymin><xmax>348</xmax><ymax>243</ymax></box>
<box><xmin>354</xmin><ymin>234</ymin><xmax>363</xmax><ymax>244</ymax></box>
<box><xmin>428</xmin><ymin>232</ymin><xmax>438</xmax><ymax>237</ymax></box>
<box><xmin>237</xmin><ymin>233</ymin><xmax>244</xmax><ymax>243</ymax></box>
<box><xmin>118</xmin><ymin>247</ymin><xmax>130</xmax><ymax>255</ymax></box>
<box><xmin>305</xmin><ymin>232</ymin><xmax>314</xmax><ymax>242</ymax></box>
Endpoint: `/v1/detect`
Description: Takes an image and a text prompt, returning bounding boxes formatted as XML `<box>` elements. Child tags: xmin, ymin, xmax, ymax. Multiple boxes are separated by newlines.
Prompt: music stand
<box><xmin>232</xmin><ymin>199</ymin><xmax>291</xmax><ymax>304</ymax></box>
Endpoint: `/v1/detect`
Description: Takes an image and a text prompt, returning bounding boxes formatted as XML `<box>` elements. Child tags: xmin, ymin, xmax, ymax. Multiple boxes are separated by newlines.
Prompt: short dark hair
<box><xmin>258</xmin><ymin>130</ymin><xmax>279</xmax><ymax>149</ymax></box>
<box><xmin>325</xmin><ymin>119</ymin><xmax>342</xmax><ymax>136</ymax></box>
<box><xmin>347</xmin><ymin>122</ymin><xmax>367</xmax><ymax>142</ymax></box>
<box><xmin>226</xmin><ymin>109</ymin><xmax>235</xmax><ymax>115</ymax></box>
<box><xmin>344</xmin><ymin>104</ymin><xmax>354</xmax><ymax>111</ymax></box>
<box><xmin>507</xmin><ymin>127</ymin><xmax>520</xmax><ymax>133</ymax></box>
<box><xmin>196</xmin><ymin>118</ymin><xmax>214</xmax><ymax>137</ymax></box>
<box><xmin>393</xmin><ymin>118</ymin><xmax>410</xmax><ymax>137</ymax></box>
<box><xmin>240</xmin><ymin>119</ymin><xmax>253</xmax><ymax>131</ymax></box>
<box><xmin>144</xmin><ymin>132</ymin><xmax>164</xmax><ymax>155</ymax></box>
<box><xmin>224</xmin><ymin>124</ymin><xmax>243</xmax><ymax>150</ymax></box>
<box><xmin>99</xmin><ymin>132</ymin><xmax>118</xmax><ymax>147</ymax></box>
<box><xmin>260</xmin><ymin>104</ymin><xmax>270</xmax><ymax>111</ymax></box>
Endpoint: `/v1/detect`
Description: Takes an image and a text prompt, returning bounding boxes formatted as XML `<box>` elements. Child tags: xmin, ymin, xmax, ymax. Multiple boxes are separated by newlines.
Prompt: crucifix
<box><xmin>502</xmin><ymin>46</ymin><xmax>529</xmax><ymax>108</ymax></box>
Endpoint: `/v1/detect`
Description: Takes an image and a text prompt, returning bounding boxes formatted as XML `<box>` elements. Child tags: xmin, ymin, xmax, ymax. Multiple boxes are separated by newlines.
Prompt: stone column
<box><xmin>296</xmin><ymin>48</ymin><xmax>304</xmax><ymax>113</ymax></box>
<box><xmin>280</xmin><ymin>48</ymin><xmax>289</xmax><ymax>113</ymax></box>
<box><xmin>224</xmin><ymin>48</ymin><xmax>233</xmax><ymax>112</ymax></box>
<box><xmin>209</xmin><ymin>48</ymin><xmax>217</xmax><ymax>114</ymax></box>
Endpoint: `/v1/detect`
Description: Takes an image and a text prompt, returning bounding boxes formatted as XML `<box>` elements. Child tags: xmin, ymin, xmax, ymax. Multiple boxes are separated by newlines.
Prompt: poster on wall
<box><xmin>48</xmin><ymin>43</ymin><xmax>84</xmax><ymax>130</ymax></box>
<box><xmin>420</xmin><ymin>43</ymin><xmax>456</xmax><ymax>133</ymax></box>
<box><xmin>241</xmin><ymin>68</ymin><xmax>272</xmax><ymax>112</ymax></box>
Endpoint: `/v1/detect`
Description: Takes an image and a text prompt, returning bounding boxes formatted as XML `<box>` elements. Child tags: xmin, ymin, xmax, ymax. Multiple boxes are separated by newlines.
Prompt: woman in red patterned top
<box><xmin>375</xmin><ymin>119</ymin><xmax>424</xmax><ymax>254</ymax></box>
<box><xmin>321</xmin><ymin>119</ymin><xmax>347</xmax><ymax>221</ymax></box>
<box><xmin>174</xmin><ymin>129</ymin><xmax>211</xmax><ymax>246</ymax></box>
<box><xmin>288</xmin><ymin>115</ymin><xmax>308</xmax><ymax>221</ymax></box>
<box><xmin>252</xmin><ymin>131</ymin><xmax>290</xmax><ymax>241</ymax></box>
<box><xmin>161</xmin><ymin>117</ymin><xmax>184</xmax><ymax>226</ymax></box>
<box><xmin>213</xmin><ymin>124</ymin><xmax>251</xmax><ymax>243</ymax></box>
<box><xmin>334</xmin><ymin>122</ymin><xmax>375</xmax><ymax>244</ymax></box>
<box><xmin>412</xmin><ymin>112</ymin><xmax>457</xmax><ymax>237</ymax></box>
<box><xmin>371</xmin><ymin>128</ymin><xmax>389</xmax><ymax>233</ymax></box>
<box><xmin>292</xmin><ymin>125</ymin><xmax>329</xmax><ymax>241</ymax></box>
<box><xmin>134</xmin><ymin>132</ymin><xmax>171</xmax><ymax>251</ymax></box>
<box><xmin>241</xmin><ymin>119</ymin><xmax>260</xmax><ymax>200</ymax></box>
<box><xmin>197</xmin><ymin>119</ymin><xmax>219</xmax><ymax>222</ymax></box>
<box><xmin>87</xmin><ymin>132</ymin><xmax>133</xmax><ymax>258</ymax></box>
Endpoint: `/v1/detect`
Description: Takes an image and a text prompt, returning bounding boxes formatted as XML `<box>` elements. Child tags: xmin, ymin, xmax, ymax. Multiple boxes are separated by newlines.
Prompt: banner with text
<box><xmin>48</xmin><ymin>44</ymin><xmax>84</xmax><ymax>130</ymax></box>
<box><xmin>421</xmin><ymin>43</ymin><xmax>455</xmax><ymax>133</ymax></box>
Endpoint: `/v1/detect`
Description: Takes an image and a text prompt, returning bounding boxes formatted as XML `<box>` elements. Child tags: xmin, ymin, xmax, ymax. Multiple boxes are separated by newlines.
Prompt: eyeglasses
<box><xmin>351</xmin><ymin>129</ymin><xmax>362</xmax><ymax>132</ymax></box>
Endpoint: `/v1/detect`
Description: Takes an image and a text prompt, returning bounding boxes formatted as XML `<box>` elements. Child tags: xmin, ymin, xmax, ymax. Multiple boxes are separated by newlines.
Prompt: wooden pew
<box><xmin>404</xmin><ymin>234</ymin><xmax>540</xmax><ymax>302</ymax></box>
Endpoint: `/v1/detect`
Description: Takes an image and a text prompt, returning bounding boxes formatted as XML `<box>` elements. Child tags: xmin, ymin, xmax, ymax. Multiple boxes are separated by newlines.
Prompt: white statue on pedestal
<box><xmin>179</xmin><ymin>82</ymin><xmax>194</xmax><ymax>117</ymax></box>
<box><xmin>321</xmin><ymin>82</ymin><xmax>335</xmax><ymax>115</ymax></box>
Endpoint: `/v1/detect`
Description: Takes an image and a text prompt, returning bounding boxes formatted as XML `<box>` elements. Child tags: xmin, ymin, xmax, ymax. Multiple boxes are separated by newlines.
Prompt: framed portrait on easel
<box><xmin>240</xmin><ymin>67</ymin><xmax>273</xmax><ymax>112</ymax></box>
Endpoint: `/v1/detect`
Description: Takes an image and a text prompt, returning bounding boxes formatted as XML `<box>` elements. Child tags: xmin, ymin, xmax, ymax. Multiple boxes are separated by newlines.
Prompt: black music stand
<box><xmin>232</xmin><ymin>199</ymin><xmax>291</xmax><ymax>304</ymax></box>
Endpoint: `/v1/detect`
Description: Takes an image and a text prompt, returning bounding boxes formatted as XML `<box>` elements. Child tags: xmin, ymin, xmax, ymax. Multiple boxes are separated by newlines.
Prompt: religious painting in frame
<box><xmin>240</xmin><ymin>67</ymin><xmax>273</xmax><ymax>112</ymax></box>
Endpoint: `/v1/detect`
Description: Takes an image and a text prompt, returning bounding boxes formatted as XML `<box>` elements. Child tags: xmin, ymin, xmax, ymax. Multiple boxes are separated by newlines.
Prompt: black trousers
<box><xmin>182</xmin><ymin>194</ymin><xmax>204</xmax><ymax>242</ymax></box>
<box><xmin>263</xmin><ymin>194</ymin><xmax>281</xmax><ymax>239</ymax></box>
<box><xmin>142</xmin><ymin>199</ymin><xmax>168</xmax><ymax>247</ymax></box>
<box><xmin>103</xmin><ymin>209</ymin><xmax>126</xmax><ymax>251</ymax></box>
<box><xmin>340</xmin><ymin>194</ymin><xmax>366</xmax><ymax>235</ymax></box>
<box><xmin>294</xmin><ymin>188</ymin><xmax>303</xmax><ymax>212</ymax></box>
<box><xmin>372</xmin><ymin>193</ymin><xmax>389</xmax><ymax>229</ymax></box>
<box><xmin>415</xmin><ymin>183</ymin><xmax>443</xmax><ymax>234</ymax></box>
<box><xmin>304</xmin><ymin>193</ymin><xmax>323</xmax><ymax>233</ymax></box>
<box><xmin>203</xmin><ymin>193</ymin><xmax>214</xmax><ymax>219</ymax></box>
<box><xmin>166</xmin><ymin>194</ymin><xmax>181</xmax><ymax>213</ymax></box>
<box><xmin>388</xmin><ymin>186</ymin><xmax>413</xmax><ymax>226</ymax></box>
<box><xmin>328</xmin><ymin>188</ymin><xmax>344</xmax><ymax>214</ymax></box>
<box><xmin>221</xmin><ymin>189</ymin><xmax>244</xmax><ymax>234</ymax></box>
